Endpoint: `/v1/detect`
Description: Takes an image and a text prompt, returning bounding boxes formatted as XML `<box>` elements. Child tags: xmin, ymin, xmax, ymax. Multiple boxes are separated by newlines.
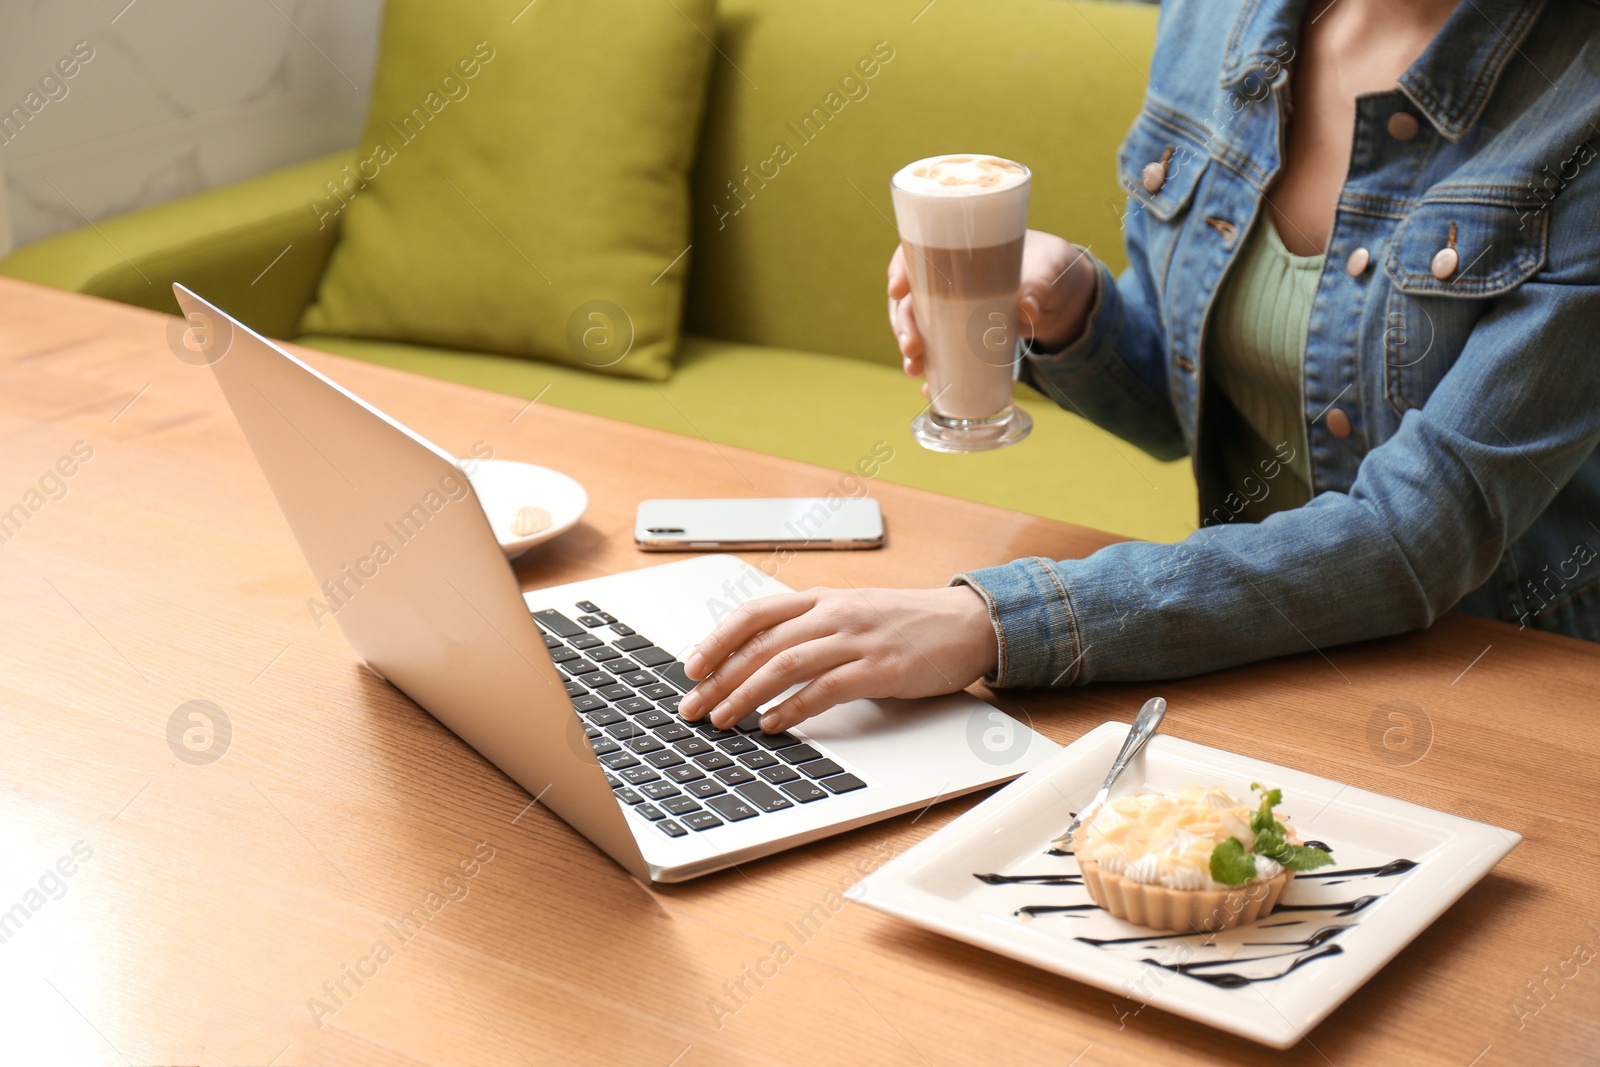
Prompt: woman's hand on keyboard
<box><xmin>677</xmin><ymin>585</ymin><xmax>999</xmax><ymax>732</ymax></box>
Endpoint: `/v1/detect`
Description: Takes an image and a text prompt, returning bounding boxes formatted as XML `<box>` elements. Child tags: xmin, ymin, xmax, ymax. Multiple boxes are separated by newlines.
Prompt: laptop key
<box><xmin>778</xmin><ymin>780</ymin><xmax>828</xmax><ymax>804</ymax></box>
<box><xmin>550</xmin><ymin>647</ymin><xmax>582</xmax><ymax>663</ymax></box>
<box><xmin>533</xmin><ymin>609</ymin><xmax>585</xmax><ymax>638</ymax></box>
<box><xmin>586</xmin><ymin>671</ymin><xmax>617</xmax><ymax>687</ymax></box>
<box><xmin>639</xmin><ymin>780</ymin><xmax>680</xmax><ymax>801</ymax></box>
<box><xmin>613</xmin><ymin>634</ymin><xmax>654</xmax><ymax>652</ymax></box>
<box><xmin>739</xmin><ymin>750</ymin><xmax>778</xmax><ymax>770</ymax></box>
<box><xmin>615</xmin><ymin>696</ymin><xmax>654</xmax><ymax>714</ymax></box>
<box><xmin>757</xmin><ymin>765</ymin><xmax>801</xmax><ymax>785</ymax></box>
<box><xmin>634</xmin><ymin>710</ymin><xmax>673</xmax><ymax>729</ymax></box>
<box><xmin>653</xmin><ymin>723</ymin><xmax>692</xmax><ymax>743</ymax></box>
<box><xmin>610</xmin><ymin>623</ymin><xmax>636</xmax><ymax>637</ymax></box>
<box><xmin>736</xmin><ymin>782</ymin><xmax>794</xmax><ymax>812</ymax></box>
<box><xmin>599</xmin><ymin>752</ymin><xmax>639</xmax><ymax>770</ymax></box>
<box><xmin>681</xmin><ymin>811</ymin><xmax>723</xmax><ymax>831</ymax></box>
<box><xmin>589</xmin><ymin>738</ymin><xmax>621</xmax><ymax>756</ymax></box>
<box><xmin>656</xmin><ymin>661</ymin><xmax>697</xmax><ymax>691</ymax></box>
<box><xmin>603</xmin><ymin>773</ymin><xmax>621</xmax><ymax>788</ymax></box>
<box><xmin>704</xmin><ymin>795</ymin><xmax>759</xmax><ymax>822</ymax></box>
<box><xmin>595</xmin><ymin>612</ymin><xmax>617</xmax><ymax>624</ymax></box>
<box><xmin>777</xmin><ymin>744</ymin><xmax>823</xmax><ymax>765</ymax></box>
<box><xmin>714</xmin><ymin>767</ymin><xmax>757</xmax><ymax>787</ymax></box>
<box><xmin>735</xmin><ymin>711</ymin><xmax>763</xmax><ymax>732</ymax></box>
<box><xmin>754</xmin><ymin>731</ymin><xmax>803</xmax><ymax>750</ymax></box>
<box><xmin>717</xmin><ymin>736</ymin><xmax>758</xmax><ymax>755</ymax></box>
<box><xmin>589</xmin><ymin>646</ymin><xmax>623</xmax><ymax>662</ymax></box>
<box><xmin>818</xmin><ymin>773</ymin><xmax>866</xmax><ymax>795</ymax></box>
<box><xmin>576</xmin><ymin>600</ymin><xmax>600</xmax><ymax>612</ymax></box>
<box><xmin>626</xmin><ymin>735</ymin><xmax>665</xmax><ymax>754</ymax></box>
<box><xmin>674</xmin><ymin>738</ymin><xmax>714</xmax><ymax>757</ymax></box>
<box><xmin>606</xmin><ymin>721</ymin><xmax>644</xmax><ymax>740</ymax></box>
<box><xmin>620</xmin><ymin>669</ymin><xmax>654</xmax><ymax>687</ymax></box>
<box><xmin>577</xmin><ymin>614</ymin><xmax>605</xmax><ymax>627</ymax></box>
<box><xmin>583</xmin><ymin>724</ymin><xmax>601</xmax><ymax>739</ymax></box>
<box><xmin>595</xmin><ymin>684</ymin><xmax>632</xmax><ymax>701</ymax></box>
<box><xmin>694</xmin><ymin>752</ymin><xmax>735</xmax><ymax>771</ymax></box>
<box><xmin>635</xmin><ymin>803</ymin><xmax>666</xmax><ymax>822</ymax></box>
<box><xmin>660</xmin><ymin>796</ymin><xmax>702</xmax><ymax>816</ymax></box>
<box><xmin>644</xmin><ymin>749</ymin><xmax>685</xmax><ymax>768</ymax></box>
<box><xmin>799</xmin><ymin>758</ymin><xmax>844</xmax><ymax>780</ymax></box>
<box><xmin>684</xmin><ymin>779</ymin><xmax>726</xmax><ymax>798</ymax></box>
<box><xmin>657</xmin><ymin>819</ymin><xmax>687</xmax><ymax>837</ymax></box>
<box><xmin>619</xmin><ymin>765</ymin><xmax>660</xmax><ymax>785</ymax></box>
<box><xmin>638</xmin><ymin>682</ymin><xmax>677</xmax><ymax>700</ymax></box>
<box><xmin>568</xmin><ymin>633</ymin><xmax>603</xmax><ymax>650</ymax></box>
<box><xmin>566</xmin><ymin>659</ymin><xmax>600</xmax><ymax>675</ymax></box>
<box><xmin>542</xmin><ymin>633</ymin><xmax>564</xmax><ymax>649</ymax></box>
<box><xmin>614</xmin><ymin>786</ymin><xmax>644</xmax><ymax>805</ymax></box>
<box><xmin>694</xmin><ymin>724</ymin><xmax>738</xmax><ymax>741</ymax></box>
<box><xmin>630</xmin><ymin>646</ymin><xmax>675</xmax><ymax>667</ymax></box>
<box><xmin>664</xmin><ymin>765</ymin><xmax>705</xmax><ymax>783</ymax></box>
<box><xmin>657</xmin><ymin>696</ymin><xmax>682</xmax><ymax>714</ymax></box>
<box><xmin>579</xmin><ymin>702</ymin><xmax>617</xmax><ymax>720</ymax></box>
<box><xmin>563</xmin><ymin>681</ymin><xmax>587</xmax><ymax>698</ymax></box>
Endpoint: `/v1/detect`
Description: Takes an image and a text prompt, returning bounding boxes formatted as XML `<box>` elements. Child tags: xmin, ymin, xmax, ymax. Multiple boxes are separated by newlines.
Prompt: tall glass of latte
<box><xmin>891</xmin><ymin>154</ymin><xmax>1032</xmax><ymax>452</ymax></box>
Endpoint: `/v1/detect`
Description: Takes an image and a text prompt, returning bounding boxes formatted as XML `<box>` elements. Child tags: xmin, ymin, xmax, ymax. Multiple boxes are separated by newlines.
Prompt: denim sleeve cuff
<box><xmin>950</xmin><ymin>558</ymin><xmax>1085</xmax><ymax>688</ymax></box>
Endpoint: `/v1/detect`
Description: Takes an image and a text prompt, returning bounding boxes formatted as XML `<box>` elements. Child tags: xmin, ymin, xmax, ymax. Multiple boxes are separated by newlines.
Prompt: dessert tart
<box><xmin>1067</xmin><ymin>784</ymin><xmax>1333</xmax><ymax>933</ymax></box>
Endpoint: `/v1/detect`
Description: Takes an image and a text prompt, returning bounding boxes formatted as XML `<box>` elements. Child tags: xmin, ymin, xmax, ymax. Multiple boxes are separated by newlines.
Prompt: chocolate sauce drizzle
<box><xmin>969</xmin><ymin>843</ymin><xmax>1415</xmax><ymax>989</ymax></box>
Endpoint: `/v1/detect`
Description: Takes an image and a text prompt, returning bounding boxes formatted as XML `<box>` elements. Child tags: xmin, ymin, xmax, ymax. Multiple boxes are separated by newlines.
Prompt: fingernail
<box><xmin>685</xmin><ymin>651</ymin><xmax>703</xmax><ymax>677</ymax></box>
<box><xmin>1021</xmin><ymin>295</ymin><xmax>1040</xmax><ymax>320</ymax></box>
<box><xmin>709</xmin><ymin>703</ymin><xmax>729</xmax><ymax>727</ymax></box>
<box><xmin>679</xmin><ymin>692</ymin><xmax>699</xmax><ymax>716</ymax></box>
<box><xmin>760</xmin><ymin>712</ymin><xmax>780</xmax><ymax>732</ymax></box>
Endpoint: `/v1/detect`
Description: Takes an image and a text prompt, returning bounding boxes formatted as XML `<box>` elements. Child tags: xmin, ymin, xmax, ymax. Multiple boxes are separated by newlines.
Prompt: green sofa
<box><xmin>0</xmin><ymin>0</ymin><xmax>1195</xmax><ymax>543</ymax></box>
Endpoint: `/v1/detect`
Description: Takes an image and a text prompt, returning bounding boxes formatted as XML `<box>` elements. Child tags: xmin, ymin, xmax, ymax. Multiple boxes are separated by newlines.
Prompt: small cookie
<box><xmin>511</xmin><ymin>505</ymin><xmax>552</xmax><ymax>537</ymax></box>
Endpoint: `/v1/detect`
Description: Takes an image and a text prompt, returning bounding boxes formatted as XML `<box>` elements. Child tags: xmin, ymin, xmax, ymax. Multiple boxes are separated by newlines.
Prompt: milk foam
<box><xmin>891</xmin><ymin>154</ymin><xmax>1030</xmax><ymax>248</ymax></box>
<box><xmin>893</xmin><ymin>155</ymin><xmax>1029</xmax><ymax>196</ymax></box>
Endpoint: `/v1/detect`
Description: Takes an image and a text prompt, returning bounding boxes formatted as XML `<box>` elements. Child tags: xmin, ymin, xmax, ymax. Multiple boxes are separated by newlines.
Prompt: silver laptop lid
<box><xmin>172</xmin><ymin>284</ymin><xmax>647</xmax><ymax>880</ymax></box>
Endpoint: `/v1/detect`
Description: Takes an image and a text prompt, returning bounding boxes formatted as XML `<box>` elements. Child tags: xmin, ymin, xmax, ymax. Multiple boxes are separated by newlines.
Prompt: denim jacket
<box><xmin>956</xmin><ymin>0</ymin><xmax>1600</xmax><ymax>687</ymax></box>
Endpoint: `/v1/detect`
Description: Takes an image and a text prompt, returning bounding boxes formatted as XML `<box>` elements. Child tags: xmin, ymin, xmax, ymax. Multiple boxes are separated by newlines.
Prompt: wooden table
<box><xmin>2</xmin><ymin>277</ymin><xmax>1595</xmax><ymax>1066</ymax></box>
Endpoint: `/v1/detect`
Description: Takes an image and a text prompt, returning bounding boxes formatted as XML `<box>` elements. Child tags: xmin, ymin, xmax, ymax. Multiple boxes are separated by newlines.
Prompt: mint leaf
<box><xmin>1210</xmin><ymin>837</ymin><xmax>1257</xmax><ymax>885</ymax></box>
<box><xmin>1250</xmin><ymin>783</ymin><xmax>1284</xmax><ymax>835</ymax></box>
<box><xmin>1267</xmin><ymin>842</ymin><xmax>1335</xmax><ymax>872</ymax></box>
<box><xmin>1253</xmin><ymin>827</ymin><xmax>1287</xmax><ymax>857</ymax></box>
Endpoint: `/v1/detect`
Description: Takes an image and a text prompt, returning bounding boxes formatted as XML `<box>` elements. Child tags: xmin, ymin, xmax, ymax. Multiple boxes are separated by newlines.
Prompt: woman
<box><xmin>678</xmin><ymin>0</ymin><xmax>1600</xmax><ymax>734</ymax></box>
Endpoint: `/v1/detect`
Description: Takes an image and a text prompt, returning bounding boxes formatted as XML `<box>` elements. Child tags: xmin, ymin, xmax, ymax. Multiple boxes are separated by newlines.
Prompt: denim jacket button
<box><xmin>1141</xmin><ymin>160</ymin><xmax>1167</xmax><ymax>194</ymax></box>
<box><xmin>1345</xmin><ymin>247</ymin><xmax>1371</xmax><ymax>276</ymax></box>
<box><xmin>1387</xmin><ymin>112</ymin><xmax>1421</xmax><ymax>141</ymax></box>
<box><xmin>1326</xmin><ymin>408</ymin><xmax>1352</xmax><ymax>438</ymax></box>
<box><xmin>1430</xmin><ymin>246</ymin><xmax>1459</xmax><ymax>280</ymax></box>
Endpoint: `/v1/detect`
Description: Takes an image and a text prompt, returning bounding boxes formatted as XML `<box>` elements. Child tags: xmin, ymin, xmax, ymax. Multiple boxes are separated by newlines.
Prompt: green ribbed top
<box><xmin>1206</xmin><ymin>214</ymin><xmax>1322</xmax><ymax>523</ymax></box>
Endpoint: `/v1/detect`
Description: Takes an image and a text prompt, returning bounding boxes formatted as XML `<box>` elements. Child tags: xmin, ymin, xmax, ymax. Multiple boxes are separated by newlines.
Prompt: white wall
<box><xmin>0</xmin><ymin>0</ymin><xmax>385</xmax><ymax>257</ymax></box>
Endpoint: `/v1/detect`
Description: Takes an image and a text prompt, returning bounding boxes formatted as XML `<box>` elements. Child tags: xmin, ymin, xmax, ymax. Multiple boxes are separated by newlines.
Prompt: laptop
<box><xmin>174</xmin><ymin>284</ymin><xmax>1057</xmax><ymax>882</ymax></box>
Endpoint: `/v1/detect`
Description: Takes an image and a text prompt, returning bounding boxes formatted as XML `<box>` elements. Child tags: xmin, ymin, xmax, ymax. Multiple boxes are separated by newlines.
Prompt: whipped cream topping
<box><xmin>1074</xmin><ymin>786</ymin><xmax>1291</xmax><ymax>891</ymax></box>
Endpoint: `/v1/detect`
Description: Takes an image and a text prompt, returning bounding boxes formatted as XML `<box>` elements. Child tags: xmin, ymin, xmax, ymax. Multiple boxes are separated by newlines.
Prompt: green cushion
<box><xmin>297</xmin><ymin>332</ymin><xmax>1197</xmax><ymax>544</ymax></box>
<box><xmin>683</xmin><ymin>0</ymin><xmax>1155</xmax><ymax>365</ymax></box>
<box><xmin>299</xmin><ymin>0</ymin><xmax>715</xmax><ymax>380</ymax></box>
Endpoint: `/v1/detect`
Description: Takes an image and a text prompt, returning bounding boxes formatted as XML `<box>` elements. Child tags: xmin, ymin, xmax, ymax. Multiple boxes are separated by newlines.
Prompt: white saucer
<box><xmin>462</xmin><ymin>458</ymin><xmax>588</xmax><ymax>558</ymax></box>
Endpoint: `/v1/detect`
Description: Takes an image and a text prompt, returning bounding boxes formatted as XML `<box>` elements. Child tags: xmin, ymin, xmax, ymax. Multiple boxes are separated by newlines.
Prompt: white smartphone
<box><xmin>634</xmin><ymin>497</ymin><xmax>886</xmax><ymax>551</ymax></box>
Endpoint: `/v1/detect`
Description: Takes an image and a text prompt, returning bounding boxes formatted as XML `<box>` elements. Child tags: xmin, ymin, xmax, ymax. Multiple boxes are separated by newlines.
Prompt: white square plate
<box><xmin>852</xmin><ymin>721</ymin><xmax>1521</xmax><ymax>1048</ymax></box>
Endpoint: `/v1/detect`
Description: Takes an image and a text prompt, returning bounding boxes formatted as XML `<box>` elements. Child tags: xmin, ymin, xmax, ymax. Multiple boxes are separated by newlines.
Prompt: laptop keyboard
<box><xmin>532</xmin><ymin>599</ymin><xmax>867</xmax><ymax>837</ymax></box>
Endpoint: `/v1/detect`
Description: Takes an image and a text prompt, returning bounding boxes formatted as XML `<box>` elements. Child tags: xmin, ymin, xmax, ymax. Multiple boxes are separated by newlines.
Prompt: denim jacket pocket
<box><xmin>1118</xmin><ymin>104</ymin><xmax>1213</xmax><ymax>297</ymax></box>
<box><xmin>1381</xmin><ymin>190</ymin><xmax>1548</xmax><ymax>413</ymax></box>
